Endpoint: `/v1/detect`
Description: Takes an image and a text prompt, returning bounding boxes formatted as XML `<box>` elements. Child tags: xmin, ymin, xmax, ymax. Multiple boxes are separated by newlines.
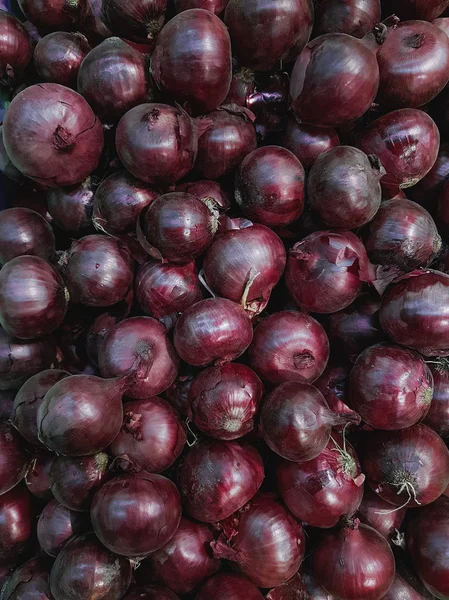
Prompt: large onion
<box><xmin>0</xmin><ymin>12</ymin><xmax>32</xmax><ymax>86</ymax></box>
<box><xmin>34</xmin><ymin>32</ymin><xmax>90</xmax><ymax>86</ymax></box>
<box><xmin>17</xmin><ymin>0</ymin><xmax>89</xmax><ymax>32</ymax></box>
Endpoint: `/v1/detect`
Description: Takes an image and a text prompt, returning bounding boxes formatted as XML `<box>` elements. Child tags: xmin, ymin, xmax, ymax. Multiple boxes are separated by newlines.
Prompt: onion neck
<box><xmin>53</xmin><ymin>125</ymin><xmax>76</xmax><ymax>152</ymax></box>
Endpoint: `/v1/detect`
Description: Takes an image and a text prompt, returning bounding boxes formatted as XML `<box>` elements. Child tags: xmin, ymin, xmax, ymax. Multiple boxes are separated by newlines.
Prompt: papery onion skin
<box><xmin>37</xmin><ymin>498</ymin><xmax>87</xmax><ymax>557</ymax></box>
<box><xmin>357</xmin><ymin>487</ymin><xmax>407</xmax><ymax>541</ymax></box>
<box><xmin>25</xmin><ymin>452</ymin><xmax>54</xmax><ymax>500</ymax></box>
<box><xmin>173</xmin><ymin>298</ymin><xmax>253</xmax><ymax>367</ymax></box>
<box><xmin>282</xmin><ymin>118</ymin><xmax>340</xmax><ymax>170</ymax></box>
<box><xmin>152</xmin><ymin>9</ymin><xmax>232</xmax><ymax>113</ymax></box>
<box><xmin>17</xmin><ymin>0</ymin><xmax>89</xmax><ymax>32</ymax></box>
<box><xmin>47</xmin><ymin>178</ymin><xmax>95</xmax><ymax>236</ymax></box>
<box><xmin>188</xmin><ymin>363</ymin><xmax>263</xmax><ymax>440</ymax></box>
<box><xmin>0</xmin><ymin>12</ymin><xmax>32</xmax><ymax>86</ymax></box>
<box><xmin>175</xmin><ymin>0</ymin><xmax>228</xmax><ymax>14</ymax></box>
<box><xmin>0</xmin><ymin>421</ymin><xmax>30</xmax><ymax>496</ymax></box>
<box><xmin>290</xmin><ymin>33</ymin><xmax>379</xmax><ymax>127</ymax></box>
<box><xmin>0</xmin><ymin>207</ymin><xmax>55</xmax><ymax>265</ymax></box>
<box><xmin>361</xmin><ymin>424</ymin><xmax>449</xmax><ymax>507</ymax></box>
<box><xmin>101</xmin><ymin>0</ymin><xmax>167</xmax><ymax>44</ymax></box>
<box><xmin>424</xmin><ymin>363</ymin><xmax>449</xmax><ymax>438</ymax></box>
<box><xmin>313</xmin><ymin>0</ymin><xmax>381</xmax><ymax>38</ymax></box>
<box><xmin>124</xmin><ymin>586</ymin><xmax>180</xmax><ymax>600</ymax></box>
<box><xmin>0</xmin><ymin>485</ymin><xmax>34</xmax><ymax>560</ymax></box>
<box><xmin>0</xmin><ymin>256</ymin><xmax>68</xmax><ymax>340</ymax></box>
<box><xmin>178</xmin><ymin>438</ymin><xmax>264</xmax><ymax>523</ymax></box>
<box><xmin>195</xmin><ymin>573</ymin><xmax>264</xmax><ymax>600</ymax></box>
<box><xmin>315</xmin><ymin>364</ymin><xmax>360</xmax><ymax>427</ymax></box>
<box><xmin>176</xmin><ymin>180</ymin><xmax>230</xmax><ymax>211</ymax></box>
<box><xmin>3</xmin><ymin>83</ymin><xmax>104</xmax><ymax>187</ymax></box>
<box><xmin>384</xmin><ymin>0</ymin><xmax>449</xmax><ymax>22</ymax></box>
<box><xmin>50</xmin><ymin>532</ymin><xmax>132</xmax><ymax>600</ymax></box>
<box><xmin>379</xmin><ymin>269</ymin><xmax>449</xmax><ymax>357</ymax></box>
<box><xmin>34</xmin><ymin>32</ymin><xmax>90</xmax><ymax>86</ymax></box>
<box><xmin>91</xmin><ymin>471</ymin><xmax>181</xmax><ymax>558</ymax></box>
<box><xmin>1</xmin><ymin>555</ymin><xmax>53</xmax><ymax>600</ymax></box>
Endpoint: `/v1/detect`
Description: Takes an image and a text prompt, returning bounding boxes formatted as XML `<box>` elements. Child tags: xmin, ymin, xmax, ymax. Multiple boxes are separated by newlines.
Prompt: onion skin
<box><xmin>17</xmin><ymin>0</ymin><xmax>88</xmax><ymax>32</ymax></box>
<box><xmin>357</xmin><ymin>488</ymin><xmax>407</xmax><ymax>541</ymax></box>
<box><xmin>91</xmin><ymin>471</ymin><xmax>181</xmax><ymax>558</ymax></box>
<box><xmin>383</xmin><ymin>0</ymin><xmax>449</xmax><ymax>22</ymax></box>
<box><xmin>25</xmin><ymin>452</ymin><xmax>54</xmax><ymax>500</ymax></box>
<box><xmin>195</xmin><ymin>573</ymin><xmax>264</xmax><ymax>600</ymax></box>
<box><xmin>175</xmin><ymin>0</ymin><xmax>228</xmax><ymax>14</ymax></box>
<box><xmin>235</xmin><ymin>146</ymin><xmax>305</xmax><ymax>227</ymax></box>
<box><xmin>315</xmin><ymin>364</ymin><xmax>360</xmax><ymax>427</ymax></box>
<box><xmin>34</xmin><ymin>32</ymin><xmax>90</xmax><ymax>86</ymax></box>
<box><xmin>0</xmin><ymin>485</ymin><xmax>34</xmax><ymax>560</ymax></box>
<box><xmin>0</xmin><ymin>256</ymin><xmax>68</xmax><ymax>340</ymax></box>
<box><xmin>176</xmin><ymin>179</ymin><xmax>230</xmax><ymax>211</ymax></box>
<box><xmin>178</xmin><ymin>439</ymin><xmax>264</xmax><ymax>523</ymax></box>
<box><xmin>0</xmin><ymin>12</ymin><xmax>32</xmax><ymax>86</ymax></box>
<box><xmin>277</xmin><ymin>433</ymin><xmax>365</xmax><ymax>529</ymax></box>
<box><xmin>37</xmin><ymin>499</ymin><xmax>87</xmax><ymax>557</ymax></box>
<box><xmin>312</xmin><ymin>520</ymin><xmax>395</xmax><ymax>600</ymax></box>
<box><xmin>188</xmin><ymin>363</ymin><xmax>263</xmax><ymax>440</ymax></box>
<box><xmin>173</xmin><ymin>298</ymin><xmax>253</xmax><ymax>367</ymax></box>
<box><xmin>50</xmin><ymin>532</ymin><xmax>132</xmax><ymax>600</ymax></box>
<box><xmin>47</xmin><ymin>178</ymin><xmax>95</xmax><ymax>236</ymax></box>
<box><xmin>101</xmin><ymin>0</ymin><xmax>167</xmax><ymax>44</ymax></box>
<box><xmin>3</xmin><ymin>83</ymin><xmax>104</xmax><ymax>187</ymax></box>
<box><xmin>379</xmin><ymin>269</ymin><xmax>449</xmax><ymax>357</ymax></box>
<box><xmin>152</xmin><ymin>9</ymin><xmax>232</xmax><ymax>113</ymax></box>
<box><xmin>0</xmin><ymin>422</ymin><xmax>30</xmax><ymax>496</ymax></box>
<box><xmin>266</xmin><ymin>572</ymin><xmax>309</xmax><ymax>600</ymax></box>
<box><xmin>1</xmin><ymin>555</ymin><xmax>53</xmax><ymax>600</ymax></box>
<box><xmin>361</xmin><ymin>424</ymin><xmax>449</xmax><ymax>507</ymax></box>
<box><xmin>313</xmin><ymin>0</ymin><xmax>381</xmax><ymax>38</ymax></box>
<box><xmin>282</xmin><ymin>118</ymin><xmax>340</xmax><ymax>170</ymax></box>
<box><xmin>424</xmin><ymin>363</ymin><xmax>449</xmax><ymax>438</ymax></box>
<box><xmin>0</xmin><ymin>207</ymin><xmax>55</xmax><ymax>265</ymax></box>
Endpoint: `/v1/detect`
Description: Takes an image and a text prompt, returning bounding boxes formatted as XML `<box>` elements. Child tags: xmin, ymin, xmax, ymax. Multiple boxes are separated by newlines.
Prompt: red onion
<box><xmin>188</xmin><ymin>363</ymin><xmax>263</xmax><ymax>440</ymax></box>
<box><xmin>176</xmin><ymin>180</ymin><xmax>230</xmax><ymax>211</ymax></box>
<box><xmin>116</xmin><ymin>104</ymin><xmax>201</xmax><ymax>185</ymax></box>
<box><xmin>47</xmin><ymin>178</ymin><xmax>95</xmax><ymax>236</ymax></box>
<box><xmin>203</xmin><ymin>223</ymin><xmax>286</xmax><ymax>316</ymax></box>
<box><xmin>308</xmin><ymin>146</ymin><xmax>384</xmax><ymax>229</ymax></box>
<box><xmin>178</xmin><ymin>438</ymin><xmax>264</xmax><ymax>522</ymax></box>
<box><xmin>357</xmin><ymin>109</ymin><xmax>440</xmax><ymax>192</ymax></box>
<box><xmin>3</xmin><ymin>84</ymin><xmax>103</xmax><ymax>187</ymax></box>
<box><xmin>34</xmin><ymin>32</ymin><xmax>90</xmax><ymax>86</ymax></box>
<box><xmin>385</xmin><ymin>0</ymin><xmax>449</xmax><ymax>21</ymax></box>
<box><xmin>51</xmin><ymin>452</ymin><xmax>110</xmax><ymax>511</ymax></box>
<box><xmin>434</xmin><ymin>16</ymin><xmax>449</xmax><ymax>35</ymax></box>
<box><xmin>277</xmin><ymin>433</ymin><xmax>365</xmax><ymax>529</ymax></box>
<box><xmin>91</xmin><ymin>471</ymin><xmax>181</xmax><ymax>557</ymax></box>
<box><xmin>315</xmin><ymin>364</ymin><xmax>361</xmax><ymax>426</ymax></box>
<box><xmin>50</xmin><ymin>532</ymin><xmax>132</xmax><ymax>600</ymax></box>
<box><xmin>2</xmin><ymin>555</ymin><xmax>53</xmax><ymax>600</ymax></box>
<box><xmin>261</xmin><ymin>382</ymin><xmax>360</xmax><ymax>463</ymax></box>
<box><xmin>0</xmin><ymin>485</ymin><xmax>34</xmax><ymax>560</ymax></box>
<box><xmin>248</xmin><ymin>311</ymin><xmax>329</xmax><ymax>385</ymax></box>
<box><xmin>37</xmin><ymin>498</ymin><xmax>87</xmax><ymax>556</ymax></box>
<box><xmin>0</xmin><ymin>421</ymin><xmax>30</xmax><ymax>495</ymax></box>
<box><xmin>152</xmin><ymin>9</ymin><xmax>232</xmax><ymax>113</ymax></box>
<box><xmin>303</xmin><ymin>569</ymin><xmax>335</xmax><ymax>599</ymax></box>
<box><xmin>77</xmin><ymin>37</ymin><xmax>149</xmax><ymax>122</ymax></box>
<box><xmin>139</xmin><ymin>517</ymin><xmax>220</xmax><ymax>594</ymax></box>
<box><xmin>382</xmin><ymin>571</ymin><xmax>434</xmax><ymax>600</ymax></box>
<box><xmin>25</xmin><ymin>452</ymin><xmax>54</xmax><ymax>500</ymax></box>
<box><xmin>266</xmin><ymin>572</ymin><xmax>309</xmax><ymax>600</ymax></box>
<box><xmin>0</xmin><ymin>256</ymin><xmax>68</xmax><ymax>340</ymax></box>
<box><xmin>17</xmin><ymin>0</ymin><xmax>89</xmax><ymax>32</ymax></box>
<box><xmin>124</xmin><ymin>586</ymin><xmax>180</xmax><ymax>600</ymax></box>
<box><xmin>290</xmin><ymin>33</ymin><xmax>379</xmax><ymax>127</ymax></box>
<box><xmin>379</xmin><ymin>269</ymin><xmax>449</xmax><ymax>357</ymax></box>
<box><xmin>409</xmin><ymin>141</ymin><xmax>449</xmax><ymax>205</ymax></box>
<box><xmin>163</xmin><ymin>364</ymin><xmax>196</xmax><ymax>417</ymax></box>
<box><xmin>195</xmin><ymin>105</ymin><xmax>256</xmax><ymax>179</ymax></box>
<box><xmin>312</xmin><ymin>519</ymin><xmax>395</xmax><ymax>600</ymax></box>
<box><xmin>357</xmin><ymin>488</ymin><xmax>406</xmax><ymax>541</ymax></box>
<box><xmin>173</xmin><ymin>298</ymin><xmax>253</xmax><ymax>367</ymax></box>
<box><xmin>138</xmin><ymin>192</ymin><xmax>218</xmax><ymax>263</ymax></box>
<box><xmin>37</xmin><ymin>374</ymin><xmax>125</xmax><ymax>456</ymax></box>
<box><xmin>195</xmin><ymin>573</ymin><xmax>264</xmax><ymax>600</ymax></box>
<box><xmin>0</xmin><ymin>12</ymin><xmax>32</xmax><ymax>86</ymax></box>
<box><xmin>361</xmin><ymin>424</ymin><xmax>449</xmax><ymax>507</ymax></box>
<box><xmin>225</xmin><ymin>64</ymin><xmax>256</xmax><ymax>106</ymax></box>
<box><xmin>0</xmin><ymin>207</ymin><xmax>55</xmax><ymax>265</ymax></box>
<box><xmin>424</xmin><ymin>361</ymin><xmax>449</xmax><ymax>438</ymax></box>
<box><xmin>313</xmin><ymin>0</ymin><xmax>381</xmax><ymax>38</ymax></box>
<box><xmin>285</xmin><ymin>230</ymin><xmax>374</xmax><ymax>314</ymax></box>
<box><xmin>212</xmin><ymin>493</ymin><xmax>305</xmax><ymax>588</ymax></box>
<box><xmin>85</xmin><ymin>312</ymin><xmax>122</xmax><ymax>367</ymax></box>
<box><xmin>63</xmin><ymin>235</ymin><xmax>134</xmax><ymax>307</ymax></box>
<box><xmin>175</xmin><ymin>0</ymin><xmax>228</xmax><ymax>13</ymax></box>
<box><xmin>0</xmin><ymin>125</ymin><xmax>25</xmax><ymax>184</ymax></box>
<box><xmin>81</xmin><ymin>0</ymin><xmax>112</xmax><ymax>43</ymax></box>
<box><xmin>12</xmin><ymin>369</ymin><xmax>69</xmax><ymax>447</ymax></box>
<box><xmin>282</xmin><ymin>118</ymin><xmax>340</xmax><ymax>170</ymax></box>
<box><xmin>101</xmin><ymin>0</ymin><xmax>166</xmax><ymax>44</ymax></box>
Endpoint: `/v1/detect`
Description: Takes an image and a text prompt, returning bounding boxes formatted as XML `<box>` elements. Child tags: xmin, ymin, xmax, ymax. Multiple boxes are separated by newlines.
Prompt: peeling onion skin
<box><xmin>101</xmin><ymin>0</ymin><xmax>167</xmax><ymax>45</ymax></box>
<box><xmin>282</xmin><ymin>118</ymin><xmax>340</xmax><ymax>170</ymax></box>
<box><xmin>313</xmin><ymin>0</ymin><xmax>381</xmax><ymax>38</ymax></box>
<box><xmin>17</xmin><ymin>0</ymin><xmax>89</xmax><ymax>33</ymax></box>
<box><xmin>195</xmin><ymin>573</ymin><xmax>264</xmax><ymax>600</ymax></box>
<box><xmin>34</xmin><ymin>32</ymin><xmax>91</xmax><ymax>87</ymax></box>
<box><xmin>424</xmin><ymin>363</ymin><xmax>449</xmax><ymax>439</ymax></box>
<box><xmin>0</xmin><ymin>485</ymin><xmax>34</xmax><ymax>560</ymax></box>
<box><xmin>0</xmin><ymin>12</ymin><xmax>33</xmax><ymax>86</ymax></box>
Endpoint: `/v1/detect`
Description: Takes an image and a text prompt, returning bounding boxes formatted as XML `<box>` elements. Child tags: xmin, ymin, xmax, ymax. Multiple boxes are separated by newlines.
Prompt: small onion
<box><xmin>34</xmin><ymin>32</ymin><xmax>91</xmax><ymax>86</ymax></box>
<box><xmin>357</xmin><ymin>487</ymin><xmax>407</xmax><ymax>541</ymax></box>
<box><xmin>313</xmin><ymin>0</ymin><xmax>381</xmax><ymax>38</ymax></box>
<box><xmin>17</xmin><ymin>0</ymin><xmax>89</xmax><ymax>33</ymax></box>
<box><xmin>176</xmin><ymin>180</ymin><xmax>230</xmax><ymax>211</ymax></box>
<box><xmin>101</xmin><ymin>0</ymin><xmax>167</xmax><ymax>44</ymax></box>
<box><xmin>0</xmin><ymin>207</ymin><xmax>55</xmax><ymax>265</ymax></box>
<box><xmin>0</xmin><ymin>421</ymin><xmax>30</xmax><ymax>496</ymax></box>
<box><xmin>424</xmin><ymin>361</ymin><xmax>449</xmax><ymax>438</ymax></box>
<box><xmin>0</xmin><ymin>12</ymin><xmax>32</xmax><ymax>86</ymax></box>
<box><xmin>47</xmin><ymin>178</ymin><xmax>95</xmax><ymax>236</ymax></box>
<box><xmin>195</xmin><ymin>573</ymin><xmax>264</xmax><ymax>600</ymax></box>
<box><xmin>37</xmin><ymin>499</ymin><xmax>87</xmax><ymax>557</ymax></box>
<box><xmin>0</xmin><ymin>485</ymin><xmax>34</xmax><ymax>560</ymax></box>
<box><xmin>282</xmin><ymin>118</ymin><xmax>340</xmax><ymax>170</ymax></box>
<box><xmin>25</xmin><ymin>452</ymin><xmax>54</xmax><ymax>500</ymax></box>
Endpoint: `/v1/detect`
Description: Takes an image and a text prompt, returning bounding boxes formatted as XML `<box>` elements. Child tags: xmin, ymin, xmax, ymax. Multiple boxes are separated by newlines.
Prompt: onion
<box><xmin>261</xmin><ymin>382</ymin><xmax>360</xmax><ymax>463</ymax></box>
<box><xmin>37</xmin><ymin>498</ymin><xmax>87</xmax><ymax>556</ymax></box>
<box><xmin>384</xmin><ymin>0</ymin><xmax>449</xmax><ymax>21</ymax></box>
<box><xmin>178</xmin><ymin>438</ymin><xmax>264</xmax><ymax>522</ymax></box>
<box><xmin>91</xmin><ymin>471</ymin><xmax>181</xmax><ymax>558</ymax></box>
<box><xmin>225</xmin><ymin>64</ymin><xmax>256</xmax><ymax>106</ymax></box>
<box><xmin>163</xmin><ymin>364</ymin><xmax>196</xmax><ymax>417</ymax></box>
<box><xmin>357</xmin><ymin>109</ymin><xmax>440</xmax><ymax>191</ymax></box>
<box><xmin>17</xmin><ymin>0</ymin><xmax>89</xmax><ymax>32</ymax></box>
<box><xmin>357</xmin><ymin>487</ymin><xmax>406</xmax><ymax>541</ymax></box>
<box><xmin>266</xmin><ymin>572</ymin><xmax>309</xmax><ymax>600</ymax></box>
<box><xmin>409</xmin><ymin>141</ymin><xmax>449</xmax><ymax>205</ymax></box>
<box><xmin>101</xmin><ymin>0</ymin><xmax>166</xmax><ymax>44</ymax></box>
<box><xmin>302</xmin><ymin>569</ymin><xmax>334</xmax><ymax>599</ymax></box>
<box><xmin>173</xmin><ymin>298</ymin><xmax>253</xmax><ymax>367</ymax></box>
<box><xmin>282</xmin><ymin>118</ymin><xmax>340</xmax><ymax>171</ymax></box>
<box><xmin>308</xmin><ymin>146</ymin><xmax>384</xmax><ymax>229</ymax></box>
<box><xmin>0</xmin><ymin>12</ymin><xmax>32</xmax><ymax>86</ymax></box>
<box><xmin>175</xmin><ymin>0</ymin><xmax>228</xmax><ymax>14</ymax></box>
<box><xmin>203</xmin><ymin>222</ymin><xmax>286</xmax><ymax>316</ymax></box>
<box><xmin>47</xmin><ymin>178</ymin><xmax>95</xmax><ymax>236</ymax></box>
<box><xmin>50</xmin><ymin>532</ymin><xmax>132</xmax><ymax>600</ymax></box>
<box><xmin>315</xmin><ymin>364</ymin><xmax>361</xmax><ymax>427</ymax></box>
<box><xmin>63</xmin><ymin>235</ymin><xmax>134</xmax><ymax>307</ymax></box>
<box><xmin>379</xmin><ymin>269</ymin><xmax>449</xmax><ymax>357</ymax></box>
<box><xmin>37</xmin><ymin>374</ymin><xmax>125</xmax><ymax>456</ymax></box>
<box><xmin>82</xmin><ymin>0</ymin><xmax>112</xmax><ymax>43</ymax></box>
<box><xmin>0</xmin><ymin>485</ymin><xmax>34</xmax><ymax>560</ymax></box>
<box><xmin>313</xmin><ymin>0</ymin><xmax>381</xmax><ymax>38</ymax></box>
<box><xmin>25</xmin><ymin>452</ymin><xmax>54</xmax><ymax>500</ymax></box>
<box><xmin>0</xmin><ymin>207</ymin><xmax>55</xmax><ymax>265</ymax></box>
<box><xmin>124</xmin><ymin>587</ymin><xmax>180</xmax><ymax>600</ymax></box>
<box><xmin>285</xmin><ymin>230</ymin><xmax>374</xmax><ymax>314</ymax></box>
<box><xmin>152</xmin><ymin>9</ymin><xmax>232</xmax><ymax>113</ymax></box>
<box><xmin>312</xmin><ymin>519</ymin><xmax>395</xmax><ymax>600</ymax></box>
<box><xmin>1</xmin><ymin>555</ymin><xmax>53</xmax><ymax>600</ymax></box>
<box><xmin>0</xmin><ymin>421</ymin><xmax>30</xmax><ymax>495</ymax></box>
<box><xmin>12</xmin><ymin>369</ymin><xmax>69</xmax><ymax>448</ymax></box>
<box><xmin>248</xmin><ymin>311</ymin><xmax>329</xmax><ymax>385</ymax></box>
<box><xmin>424</xmin><ymin>361</ymin><xmax>449</xmax><ymax>438</ymax></box>
<box><xmin>434</xmin><ymin>16</ymin><xmax>449</xmax><ymax>36</ymax></box>
<box><xmin>176</xmin><ymin>180</ymin><xmax>230</xmax><ymax>212</ymax></box>
<box><xmin>85</xmin><ymin>312</ymin><xmax>122</xmax><ymax>367</ymax></box>
<box><xmin>139</xmin><ymin>517</ymin><xmax>220</xmax><ymax>594</ymax></box>
<box><xmin>138</xmin><ymin>192</ymin><xmax>218</xmax><ymax>263</ymax></box>
<box><xmin>361</xmin><ymin>423</ymin><xmax>449</xmax><ymax>507</ymax></box>
<box><xmin>195</xmin><ymin>104</ymin><xmax>257</xmax><ymax>179</ymax></box>
<box><xmin>116</xmin><ymin>104</ymin><xmax>200</xmax><ymax>185</ymax></box>
<box><xmin>290</xmin><ymin>33</ymin><xmax>379</xmax><ymax>127</ymax></box>
<box><xmin>212</xmin><ymin>493</ymin><xmax>305</xmax><ymax>588</ymax></box>
<box><xmin>3</xmin><ymin>83</ymin><xmax>104</xmax><ymax>187</ymax></box>
<box><xmin>0</xmin><ymin>125</ymin><xmax>25</xmax><ymax>184</ymax></box>
<box><xmin>195</xmin><ymin>573</ymin><xmax>264</xmax><ymax>600</ymax></box>
<box><xmin>77</xmin><ymin>37</ymin><xmax>149</xmax><ymax>122</ymax></box>
<box><xmin>188</xmin><ymin>363</ymin><xmax>263</xmax><ymax>440</ymax></box>
<box><xmin>34</xmin><ymin>32</ymin><xmax>90</xmax><ymax>86</ymax></box>
<box><xmin>382</xmin><ymin>571</ymin><xmax>434</xmax><ymax>600</ymax></box>
<box><xmin>277</xmin><ymin>433</ymin><xmax>365</xmax><ymax>529</ymax></box>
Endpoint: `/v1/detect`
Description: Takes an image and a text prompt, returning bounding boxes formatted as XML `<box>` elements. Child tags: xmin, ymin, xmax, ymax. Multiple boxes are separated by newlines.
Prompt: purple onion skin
<box><xmin>282</xmin><ymin>118</ymin><xmax>340</xmax><ymax>170</ymax></box>
<box><xmin>37</xmin><ymin>499</ymin><xmax>88</xmax><ymax>557</ymax></box>
<box><xmin>124</xmin><ymin>586</ymin><xmax>180</xmax><ymax>600</ymax></box>
<box><xmin>17</xmin><ymin>0</ymin><xmax>89</xmax><ymax>32</ymax></box>
<box><xmin>34</xmin><ymin>32</ymin><xmax>91</xmax><ymax>87</ymax></box>
<box><xmin>0</xmin><ymin>421</ymin><xmax>30</xmax><ymax>496</ymax></box>
<box><xmin>0</xmin><ymin>12</ymin><xmax>32</xmax><ymax>85</ymax></box>
<box><xmin>175</xmin><ymin>0</ymin><xmax>228</xmax><ymax>14</ymax></box>
<box><xmin>313</xmin><ymin>0</ymin><xmax>381</xmax><ymax>38</ymax></box>
<box><xmin>50</xmin><ymin>532</ymin><xmax>132</xmax><ymax>600</ymax></box>
<box><xmin>152</xmin><ymin>9</ymin><xmax>232</xmax><ymax>114</ymax></box>
<box><xmin>47</xmin><ymin>178</ymin><xmax>95</xmax><ymax>237</ymax></box>
<box><xmin>0</xmin><ymin>485</ymin><xmax>34</xmax><ymax>560</ymax></box>
<box><xmin>77</xmin><ymin>37</ymin><xmax>149</xmax><ymax>122</ymax></box>
<box><xmin>3</xmin><ymin>84</ymin><xmax>104</xmax><ymax>188</ymax></box>
<box><xmin>314</xmin><ymin>364</ymin><xmax>359</xmax><ymax>428</ymax></box>
<box><xmin>91</xmin><ymin>472</ymin><xmax>181</xmax><ymax>558</ymax></box>
<box><xmin>25</xmin><ymin>452</ymin><xmax>54</xmax><ymax>500</ymax></box>
<box><xmin>195</xmin><ymin>573</ymin><xmax>264</xmax><ymax>600</ymax></box>
<box><xmin>357</xmin><ymin>487</ymin><xmax>407</xmax><ymax>541</ymax></box>
<box><xmin>290</xmin><ymin>33</ymin><xmax>380</xmax><ymax>127</ymax></box>
<box><xmin>384</xmin><ymin>0</ymin><xmax>449</xmax><ymax>21</ymax></box>
<box><xmin>379</xmin><ymin>269</ymin><xmax>449</xmax><ymax>357</ymax></box>
<box><xmin>0</xmin><ymin>256</ymin><xmax>68</xmax><ymax>340</ymax></box>
<box><xmin>1</xmin><ymin>555</ymin><xmax>53</xmax><ymax>600</ymax></box>
<box><xmin>0</xmin><ymin>207</ymin><xmax>55</xmax><ymax>265</ymax></box>
<box><xmin>424</xmin><ymin>363</ymin><xmax>449</xmax><ymax>438</ymax></box>
<box><xmin>176</xmin><ymin>180</ymin><xmax>230</xmax><ymax>211</ymax></box>
<box><xmin>173</xmin><ymin>298</ymin><xmax>253</xmax><ymax>367</ymax></box>
<box><xmin>101</xmin><ymin>0</ymin><xmax>167</xmax><ymax>44</ymax></box>
<box><xmin>178</xmin><ymin>439</ymin><xmax>264</xmax><ymax>523</ymax></box>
